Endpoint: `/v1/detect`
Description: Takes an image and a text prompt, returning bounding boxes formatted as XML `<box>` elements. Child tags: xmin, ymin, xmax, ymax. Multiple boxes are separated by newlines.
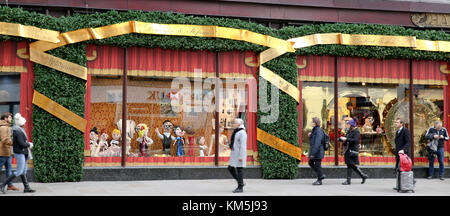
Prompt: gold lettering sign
<box><xmin>340</xmin><ymin>34</ymin><xmax>416</xmax><ymax>48</ymax></box>
<box><xmin>32</xmin><ymin>91</ymin><xmax>87</xmax><ymax>132</ymax></box>
<box><xmin>257</xmin><ymin>128</ymin><xmax>302</xmax><ymax>161</ymax></box>
<box><xmin>412</xmin><ymin>13</ymin><xmax>450</xmax><ymax>28</ymax></box>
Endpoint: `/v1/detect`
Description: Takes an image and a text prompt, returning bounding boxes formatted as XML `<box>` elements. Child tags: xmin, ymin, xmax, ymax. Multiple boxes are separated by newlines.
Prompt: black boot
<box><xmin>232</xmin><ymin>184</ymin><xmax>244</xmax><ymax>193</ymax></box>
<box><xmin>20</xmin><ymin>175</ymin><xmax>35</xmax><ymax>193</ymax></box>
<box><xmin>312</xmin><ymin>179</ymin><xmax>322</xmax><ymax>185</ymax></box>
<box><xmin>0</xmin><ymin>174</ymin><xmax>16</xmax><ymax>194</ymax></box>
<box><xmin>342</xmin><ymin>178</ymin><xmax>351</xmax><ymax>185</ymax></box>
<box><xmin>355</xmin><ymin>167</ymin><xmax>369</xmax><ymax>184</ymax></box>
<box><xmin>343</xmin><ymin>167</ymin><xmax>352</xmax><ymax>185</ymax></box>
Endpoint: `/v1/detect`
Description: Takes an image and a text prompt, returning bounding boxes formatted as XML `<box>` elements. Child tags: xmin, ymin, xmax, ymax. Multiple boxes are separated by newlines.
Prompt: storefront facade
<box><xmin>0</xmin><ymin>1</ymin><xmax>450</xmax><ymax>182</ymax></box>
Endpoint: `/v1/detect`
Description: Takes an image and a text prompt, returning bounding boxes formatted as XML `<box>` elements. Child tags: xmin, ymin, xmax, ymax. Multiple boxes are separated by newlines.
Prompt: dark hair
<box><xmin>346</xmin><ymin>102</ymin><xmax>353</xmax><ymax>107</ymax></box>
<box><xmin>163</xmin><ymin>120</ymin><xmax>172</xmax><ymax>125</ymax></box>
<box><xmin>90</xmin><ymin>127</ymin><xmax>98</xmax><ymax>135</ymax></box>
<box><xmin>0</xmin><ymin>112</ymin><xmax>12</xmax><ymax>120</ymax></box>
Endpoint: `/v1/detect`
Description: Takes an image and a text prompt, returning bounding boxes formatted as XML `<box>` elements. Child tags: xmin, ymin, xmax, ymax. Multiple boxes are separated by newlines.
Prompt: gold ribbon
<box><xmin>32</xmin><ymin>91</ymin><xmax>87</xmax><ymax>132</ymax></box>
<box><xmin>257</xmin><ymin>128</ymin><xmax>302</xmax><ymax>161</ymax></box>
<box><xmin>0</xmin><ymin>22</ymin><xmax>60</xmax><ymax>43</ymax></box>
<box><xmin>2</xmin><ymin>21</ymin><xmax>450</xmax><ymax>156</ymax></box>
<box><xmin>259</xmin><ymin>66</ymin><xmax>300</xmax><ymax>102</ymax></box>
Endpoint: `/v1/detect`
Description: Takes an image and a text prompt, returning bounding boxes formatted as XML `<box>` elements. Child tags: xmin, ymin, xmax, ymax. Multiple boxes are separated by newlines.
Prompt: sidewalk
<box><xmin>1</xmin><ymin>178</ymin><xmax>450</xmax><ymax>196</ymax></box>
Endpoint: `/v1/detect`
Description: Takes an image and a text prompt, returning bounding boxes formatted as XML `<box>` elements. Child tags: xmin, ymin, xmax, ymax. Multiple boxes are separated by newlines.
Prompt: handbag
<box><xmin>348</xmin><ymin>149</ymin><xmax>359</xmax><ymax>157</ymax></box>
<box><xmin>426</xmin><ymin>139</ymin><xmax>438</xmax><ymax>153</ymax></box>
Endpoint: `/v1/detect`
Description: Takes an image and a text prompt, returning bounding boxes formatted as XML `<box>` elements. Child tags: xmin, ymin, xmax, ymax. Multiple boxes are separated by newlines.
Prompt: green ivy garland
<box><xmin>0</xmin><ymin>6</ymin><xmax>449</xmax><ymax>181</ymax></box>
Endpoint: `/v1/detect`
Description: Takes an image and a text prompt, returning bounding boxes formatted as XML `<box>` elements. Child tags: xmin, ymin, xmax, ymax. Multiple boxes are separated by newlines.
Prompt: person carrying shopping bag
<box><xmin>339</xmin><ymin>119</ymin><xmax>368</xmax><ymax>185</ymax></box>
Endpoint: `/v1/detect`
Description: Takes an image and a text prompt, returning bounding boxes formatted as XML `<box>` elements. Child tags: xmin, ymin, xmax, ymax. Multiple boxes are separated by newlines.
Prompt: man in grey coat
<box><xmin>227</xmin><ymin>118</ymin><xmax>247</xmax><ymax>193</ymax></box>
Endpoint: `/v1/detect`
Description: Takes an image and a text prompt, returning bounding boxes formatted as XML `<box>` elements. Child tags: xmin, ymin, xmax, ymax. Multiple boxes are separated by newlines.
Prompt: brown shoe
<box><xmin>7</xmin><ymin>185</ymin><xmax>20</xmax><ymax>191</ymax></box>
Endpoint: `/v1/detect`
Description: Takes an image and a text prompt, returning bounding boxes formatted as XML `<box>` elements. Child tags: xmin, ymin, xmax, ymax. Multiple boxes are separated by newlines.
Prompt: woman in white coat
<box><xmin>227</xmin><ymin>118</ymin><xmax>247</xmax><ymax>193</ymax></box>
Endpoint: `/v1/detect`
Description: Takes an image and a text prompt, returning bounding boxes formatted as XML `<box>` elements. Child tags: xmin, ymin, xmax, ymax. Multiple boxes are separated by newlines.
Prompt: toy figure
<box><xmin>117</xmin><ymin>119</ymin><xmax>136</xmax><ymax>156</ymax></box>
<box><xmin>111</xmin><ymin>129</ymin><xmax>121</xmax><ymax>147</ymax></box>
<box><xmin>108</xmin><ymin>129</ymin><xmax>122</xmax><ymax>156</ymax></box>
<box><xmin>89</xmin><ymin>127</ymin><xmax>99</xmax><ymax>157</ymax></box>
<box><xmin>99</xmin><ymin>129</ymin><xmax>109</xmax><ymax>152</ymax></box>
<box><xmin>136</xmin><ymin>123</ymin><xmax>153</xmax><ymax>157</ymax></box>
<box><xmin>196</xmin><ymin>136</ymin><xmax>208</xmax><ymax>157</ymax></box>
<box><xmin>173</xmin><ymin>126</ymin><xmax>185</xmax><ymax>156</ymax></box>
<box><xmin>185</xmin><ymin>126</ymin><xmax>196</xmax><ymax>156</ymax></box>
<box><xmin>155</xmin><ymin>120</ymin><xmax>176</xmax><ymax>155</ymax></box>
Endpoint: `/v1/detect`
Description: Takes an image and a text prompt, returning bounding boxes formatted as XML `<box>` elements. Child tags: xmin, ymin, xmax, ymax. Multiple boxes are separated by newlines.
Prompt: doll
<box><xmin>155</xmin><ymin>120</ymin><xmax>176</xmax><ymax>155</ymax></box>
<box><xmin>117</xmin><ymin>119</ymin><xmax>136</xmax><ymax>156</ymax></box>
<box><xmin>110</xmin><ymin>129</ymin><xmax>121</xmax><ymax>147</ymax></box>
<box><xmin>108</xmin><ymin>129</ymin><xmax>122</xmax><ymax>156</ymax></box>
<box><xmin>89</xmin><ymin>127</ymin><xmax>99</xmax><ymax>157</ymax></box>
<box><xmin>185</xmin><ymin>126</ymin><xmax>196</xmax><ymax>156</ymax></box>
<box><xmin>136</xmin><ymin>123</ymin><xmax>153</xmax><ymax>157</ymax></box>
<box><xmin>196</xmin><ymin>136</ymin><xmax>208</xmax><ymax>157</ymax></box>
<box><xmin>173</xmin><ymin>126</ymin><xmax>185</xmax><ymax>156</ymax></box>
<box><xmin>99</xmin><ymin>129</ymin><xmax>109</xmax><ymax>152</ymax></box>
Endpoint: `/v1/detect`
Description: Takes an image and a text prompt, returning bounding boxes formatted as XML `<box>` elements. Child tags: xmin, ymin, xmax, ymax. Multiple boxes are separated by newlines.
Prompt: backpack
<box><xmin>399</xmin><ymin>153</ymin><xmax>412</xmax><ymax>172</ymax></box>
<box><xmin>322</xmin><ymin>130</ymin><xmax>330</xmax><ymax>151</ymax></box>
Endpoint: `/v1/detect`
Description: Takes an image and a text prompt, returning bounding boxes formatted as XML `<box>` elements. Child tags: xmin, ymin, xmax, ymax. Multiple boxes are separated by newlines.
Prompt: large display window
<box><xmin>298</xmin><ymin>55</ymin><xmax>449</xmax><ymax>166</ymax></box>
<box><xmin>85</xmin><ymin>45</ymin><xmax>257</xmax><ymax>166</ymax></box>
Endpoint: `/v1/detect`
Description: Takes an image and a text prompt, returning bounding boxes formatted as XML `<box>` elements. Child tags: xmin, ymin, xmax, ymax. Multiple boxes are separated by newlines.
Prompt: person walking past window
<box><xmin>227</xmin><ymin>118</ymin><xmax>247</xmax><ymax>193</ymax></box>
<box><xmin>0</xmin><ymin>113</ymin><xmax>35</xmax><ymax>194</ymax></box>
<box><xmin>393</xmin><ymin>118</ymin><xmax>412</xmax><ymax>191</ymax></box>
<box><xmin>0</xmin><ymin>112</ymin><xmax>19</xmax><ymax>191</ymax></box>
<box><xmin>339</xmin><ymin>119</ymin><xmax>368</xmax><ymax>185</ymax></box>
<box><xmin>425</xmin><ymin>120</ymin><xmax>448</xmax><ymax>180</ymax></box>
<box><xmin>308</xmin><ymin>117</ymin><xmax>326</xmax><ymax>185</ymax></box>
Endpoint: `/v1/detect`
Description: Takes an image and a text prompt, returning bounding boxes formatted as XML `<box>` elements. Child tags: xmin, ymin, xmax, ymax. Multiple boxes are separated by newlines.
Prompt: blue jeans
<box><xmin>428</xmin><ymin>147</ymin><xmax>445</xmax><ymax>177</ymax></box>
<box><xmin>0</xmin><ymin>156</ymin><xmax>13</xmax><ymax>186</ymax></box>
<box><xmin>13</xmin><ymin>154</ymin><xmax>27</xmax><ymax>176</ymax></box>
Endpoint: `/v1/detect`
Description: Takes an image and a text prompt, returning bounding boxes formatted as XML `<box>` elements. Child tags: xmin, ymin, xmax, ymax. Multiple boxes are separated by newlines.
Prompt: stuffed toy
<box><xmin>136</xmin><ymin>123</ymin><xmax>153</xmax><ymax>157</ymax></box>
<box><xmin>117</xmin><ymin>119</ymin><xmax>136</xmax><ymax>156</ymax></box>
<box><xmin>173</xmin><ymin>126</ymin><xmax>185</xmax><ymax>156</ymax></box>
<box><xmin>155</xmin><ymin>120</ymin><xmax>175</xmax><ymax>155</ymax></box>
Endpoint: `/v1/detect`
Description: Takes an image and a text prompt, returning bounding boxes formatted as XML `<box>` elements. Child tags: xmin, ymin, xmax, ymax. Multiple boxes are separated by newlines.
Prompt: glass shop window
<box><xmin>0</xmin><ymin>73</ymin><xmax>20</xmax><ymax>116</ymax></box>
<box><xmin>89</xmin><ymin>75</ymin><xmax>124</xmax><ymax>157</ymax></box>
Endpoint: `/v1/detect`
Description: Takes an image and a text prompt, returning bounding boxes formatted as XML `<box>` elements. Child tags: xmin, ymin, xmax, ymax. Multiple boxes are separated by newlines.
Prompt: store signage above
<box><xmin>412</xmin><ymin>13</ymin><xmax>450</xmax><ymax>28</ymax></box>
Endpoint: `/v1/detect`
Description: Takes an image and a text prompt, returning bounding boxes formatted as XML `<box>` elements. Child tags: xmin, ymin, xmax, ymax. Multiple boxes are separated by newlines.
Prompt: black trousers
<box><xmin>346</xmin><ymin>164</ymin><xmax>364</xmax><ymax>179</ymax></box>
<box><xmin>228</xmin><ymin>166</ymin><xmax>244</xmax><ymax>187</ymax></box>
<box><xmin>308</xmin><ymin>159</ymin><xmax>324</xmax><ymax>179</ymax></box>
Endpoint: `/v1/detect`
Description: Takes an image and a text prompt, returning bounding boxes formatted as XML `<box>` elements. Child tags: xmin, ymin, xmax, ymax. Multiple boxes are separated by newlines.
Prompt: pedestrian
<box><xmin>425</xmin><ymin>120</ymin><xmax>448</xmax><ymax>180</ymax></box>
<box><xmin>0</xmin><ymin>113</ymin><xmax>35</xmax><ymax>193</ymax></box>
<box><xmin>393</xmin><ymin>118</ymin><xmax>412</xmax><ymax>191</ymax></box>
<box><xmin>227</xmin><ymin>118</ymin><xmax>247</xmax><ymax>193</ymax></box>
<box><xmin>339</xmin><ymin>119</ymin><xmax>368</xmax><ymax>185</ymax></box>
<box><xmin>308</xmin><ymin>117</ymin><xmax>326</xmax><ymax>185</ymax></box>
<box><xmin>0</xmin><ymin>112</ymin><xmax>19</xmax><ymax>191</ymax></box>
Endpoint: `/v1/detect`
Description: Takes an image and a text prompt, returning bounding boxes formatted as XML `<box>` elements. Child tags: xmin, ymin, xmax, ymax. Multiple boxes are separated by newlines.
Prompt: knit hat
<box><xmin>347</xmin><ymin>119</ymin><xmax>356</xmax><ymax>127</ymax></box>
<box><xmin>14</xmin><ymin>113</ymin><xmax>26</xmax><ymax>126</ymax></box>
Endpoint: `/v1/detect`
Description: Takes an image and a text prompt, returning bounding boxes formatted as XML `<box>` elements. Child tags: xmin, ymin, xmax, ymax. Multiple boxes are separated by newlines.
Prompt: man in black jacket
<box><xmin>425</xmin><ymin>120</ymin><xmax>448</xmax><ymax>180</ymax></box>
<box><xmin>393</xmin><ymin>118</ymin><xmax>412</xmax><ymax>190</ymax></box>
